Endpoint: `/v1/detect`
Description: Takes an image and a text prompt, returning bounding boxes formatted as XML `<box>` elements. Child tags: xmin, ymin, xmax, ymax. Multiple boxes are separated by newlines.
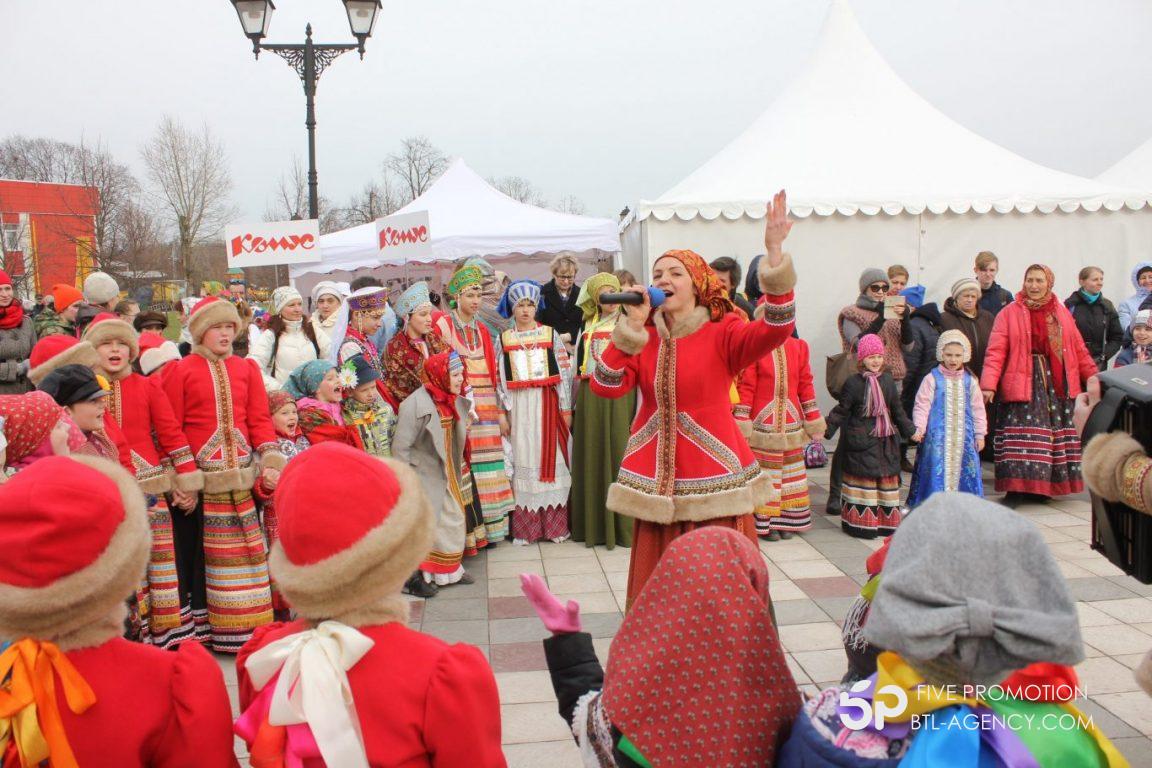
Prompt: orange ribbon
<box><xmin>0</xmin><ymin>639</ymin><xmax>96</xmax><ymax>768</ymax></box>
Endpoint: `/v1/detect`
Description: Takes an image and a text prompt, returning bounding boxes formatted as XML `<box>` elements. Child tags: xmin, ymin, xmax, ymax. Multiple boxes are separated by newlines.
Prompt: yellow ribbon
<box><xmin>0</xmin><ymin>639</ymin><xmax>96</xmax><ymax>768</ymax></box>
<box><xmin>874</xmin><ymin>651</ymin><xmax>981</xmax><ymax>723</ymax></box>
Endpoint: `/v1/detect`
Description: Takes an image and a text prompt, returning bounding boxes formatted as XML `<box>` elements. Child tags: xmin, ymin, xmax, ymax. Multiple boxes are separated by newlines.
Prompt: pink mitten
<box><xmin>519</xmin><ymin>573</ymin><xmax>582</xmax><ymax>634</ymax></box>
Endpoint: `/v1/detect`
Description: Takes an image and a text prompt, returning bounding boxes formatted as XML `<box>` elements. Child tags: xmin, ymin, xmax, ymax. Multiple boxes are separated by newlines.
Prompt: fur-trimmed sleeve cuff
<box><xmin>611</xmin><ymin>321</ymin><xmax>649</xmax><ymax>356</ymax></box>
<box><xmin>259</xmin><ymin>449</ymin><xmax>287</xmax><ymax>472</ymax></box>
<box><xmin>758</xmin><ymin>252</ymin><xmax>796</xmax><ymax>296</ymax></box>
<box><xmin>803</xmin><ymin>416</ymin><xmax>827</xmax><ymax>439</ymax></box>
<box><xmin>1082</xmin><ymin>432</ymin><xmax>1151</xmax><ymax>513</ymax></box>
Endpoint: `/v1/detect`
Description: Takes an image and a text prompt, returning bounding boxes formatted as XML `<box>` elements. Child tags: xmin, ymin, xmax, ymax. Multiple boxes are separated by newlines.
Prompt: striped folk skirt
<box><xmin>752</xmin><ymin>444</ymin><xmax>813</xmax><ymax>534</ymax></box>
<box><xmin>261</xmin><ymin>498</ymin><xmax>291</xmax><ymax>621</ymax></box>
<box><xmin>840</xmin><ymin>473</ymin><xmax>902</xmax><ymax>539</ymax></box>
<box><xmin>143</xmin><ymin>496</ymin><xmax>195</xmax><ymax>649</ymax></box>
<box><xmin>466</xmin><ymin>380</ymin><xmax>515</xmax><ymax>542</ymax></box>
<box><xmin>420</xmin><ymin>418</ymin><xmax>470</xmax><ymax>585</ymax></box>
<box><xmin>992</xmin><ymin>355</ymin><xmax>1084</xmax><ymax>497</ymax></box>
<box><xmin>201</xmin><ymin>490</ymin><xmax>274</xmax><ymax>654</ymax></box>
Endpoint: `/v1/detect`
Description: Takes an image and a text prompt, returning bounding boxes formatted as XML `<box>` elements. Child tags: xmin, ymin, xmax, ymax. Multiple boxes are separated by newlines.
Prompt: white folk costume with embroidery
<box><xmin>496</xmin><ymin>322</ymin><xmax>574</xmax><ymax>543</ymax></box>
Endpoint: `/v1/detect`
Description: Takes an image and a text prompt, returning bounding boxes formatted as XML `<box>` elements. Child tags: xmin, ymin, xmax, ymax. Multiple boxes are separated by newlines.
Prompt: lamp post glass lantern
<box><xmin>229</xmin><ymin>0</ymin><xmax>381</xmax><ymax>220</ymax></box>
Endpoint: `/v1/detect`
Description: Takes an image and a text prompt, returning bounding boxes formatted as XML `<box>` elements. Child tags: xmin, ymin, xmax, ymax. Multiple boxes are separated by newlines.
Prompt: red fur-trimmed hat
<box><xmin>83</xmin><ymin>312</ymin><xmax>140</xmax><ymax>362</ymax></box>
<box><xmin>138</xmin><ymin>332</ymin><xmax>181</xmax><ymax>376</ymax></box>
<box><xmin>268</xmin><ymin>443</ymin><xmax>433</xmax><ymax>623</ymax></box>
<box><xmin>0</xmin><ymin>455</ymin><xmax>149</xmax><ymax>644</ymax></box>
<box><xmin>28</xmin><ymin>334</ymin><xmax>99</xmax><ymax>386</ymax></box>
<box><xmin>188</xmin><ymin>295</ymin><xmax>241</xmax><ymax>345</ymax></box>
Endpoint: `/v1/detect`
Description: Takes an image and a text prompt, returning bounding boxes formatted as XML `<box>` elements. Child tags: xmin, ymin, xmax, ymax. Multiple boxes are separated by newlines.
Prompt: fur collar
<box><xmin>192</xmin><ymin>343</ymin><xmax>232</xmax><ymax>362</ymax></box>
<box><xmin>653</xmin><ymin>305</ymin><xmax>710</xmax><ymax>340</ymax></box>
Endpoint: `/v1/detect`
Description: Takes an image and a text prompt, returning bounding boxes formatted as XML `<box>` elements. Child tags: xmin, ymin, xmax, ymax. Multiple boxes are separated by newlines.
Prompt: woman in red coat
<box><xmin>736</xmin><ymin>333</ymin><xmax>826</xmax><ymax>538</ymax></box>
<box><xmin>590</xmin><ymin>190</ymin><xmax>797</xmax><ymax>605</ymax></box>
<box><xmin>235</xmin><ymin>443</ymin><xmax>505</xmax><ymax>768</ymax></box>
<box><xmin>0</xmin><ymin>455</ymin><xmax>236</xmax><ymax>767</ymax></box>
<box><xmin>980</xmin><ymin>264</ymin><xmax>1098</xmax><ymax>507</ymax></box>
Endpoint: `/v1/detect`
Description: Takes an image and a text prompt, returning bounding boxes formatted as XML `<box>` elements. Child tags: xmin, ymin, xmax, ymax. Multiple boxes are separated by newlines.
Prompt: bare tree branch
<box><xmin>384</xmin><ymin>136</ymin><xmax>447</xmax><ymax>201</ymax></box>
<box><xmin>489</xmin><ymin>175</ymin><xmax>548</xmax><ymax>207</ymax></box>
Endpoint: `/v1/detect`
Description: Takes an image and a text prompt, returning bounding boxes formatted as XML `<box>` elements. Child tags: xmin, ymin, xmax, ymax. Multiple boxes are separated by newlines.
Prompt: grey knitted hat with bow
<box><xmin>863</xmin><ymin>493</ymin><xmax>1083</xmax><ymax>685</ymax></box>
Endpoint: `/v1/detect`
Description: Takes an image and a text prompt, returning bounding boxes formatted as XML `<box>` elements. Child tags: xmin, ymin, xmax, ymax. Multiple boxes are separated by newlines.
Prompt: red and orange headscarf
<box><xmin>656</xmin><ymin>250</ymin><xmax>735</xmax><ymax>322</ymax></box>
<box><xmin>421</xmin><ymin>351</ymin><xmax>463</xmax><ymax>420</ymax></box>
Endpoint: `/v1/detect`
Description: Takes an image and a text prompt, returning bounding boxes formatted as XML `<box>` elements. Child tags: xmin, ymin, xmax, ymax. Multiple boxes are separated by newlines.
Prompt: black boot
<box><xmin>1001</xmin><ymin>492</ymin><xmax>1023</xmax><ymax>510</ymax></box>
<box><xmin>403</xmin><ymin>572</ymin><xmax>438</xmax><ymax>598</ymax></box>
<box><xmin>779</xmin><ymin>531</ymin><xmax>794</xmax><ymax>540</ymax></box>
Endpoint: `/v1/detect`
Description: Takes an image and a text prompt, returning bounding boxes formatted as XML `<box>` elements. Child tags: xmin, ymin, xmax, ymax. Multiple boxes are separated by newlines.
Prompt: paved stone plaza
<box><xmin>220</xmin><ymin>462</ymin><xmax>1152</xmax><ymax>766</ymax></box>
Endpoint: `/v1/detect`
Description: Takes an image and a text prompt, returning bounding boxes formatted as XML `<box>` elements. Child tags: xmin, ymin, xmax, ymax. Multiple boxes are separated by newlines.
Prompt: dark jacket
<box><xmin>901</xmin><ymin>303</ymin><xmax>941</xmax><ymax>419</ymax></box>
<box><xmin>979</xmin><ymin>282</ymin><xmax>1013</xmax><ymax>317</ymax></box>
<box><xmin>826</xmin><ymin>372</ymin><xmax>914</xmax><ymax>478</ymax></box>
<box><xmin>1064</xmin><ymin>291</ymin><xmax>1122</xmax><ymax>371</ymax></box>
<box><xmin>536</xmin><ymin>279</ymin><xmax>583</xmax><ymax>343</ymax></box>
<box><xmin>0</xmin><ymin>315</ymin><xmax>36</xmax><ymax>394</ymax></box>
<box><xmin>732</xmin><ymin>291</ymin><xmax>756</xmax><ymax>319</ymax></box>
<box><xmin>939</xmin><ymin>299</ymin><xmax>996</xmax><ymax>377</ymax></box>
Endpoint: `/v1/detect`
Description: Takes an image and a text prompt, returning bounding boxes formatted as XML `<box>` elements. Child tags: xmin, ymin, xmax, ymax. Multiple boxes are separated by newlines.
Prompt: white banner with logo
<box><xmin>225</xmin><ymin>219</ymin><xmax>321</xmax><ymax>268</ymax></box>
<box><xmin>375</xmin><ymin>211</ymin><xmax>431</xmax><ymax>264</ymax></box>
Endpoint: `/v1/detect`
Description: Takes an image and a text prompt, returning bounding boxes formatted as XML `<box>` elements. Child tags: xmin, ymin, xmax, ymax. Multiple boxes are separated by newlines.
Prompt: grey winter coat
<box><xmin>393</xmin><ymin>387</ymin><xmax>472</xmax><ymax>525</ymax></box>
<box><xmin>0</xmin><ymin>316</ymin><xmax>36</xmax><ymax>394</ymax></box>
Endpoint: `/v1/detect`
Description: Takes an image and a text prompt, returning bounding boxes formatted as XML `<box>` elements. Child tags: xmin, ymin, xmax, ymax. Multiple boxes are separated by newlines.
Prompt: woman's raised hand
<box><xmin>763</xmin><ymin>189</ymin><xmax>792</xmax><ymax>268</ymax></box>
<box><xmin>621</xmin><ymin>283</ymin><xmax>652</xmax><ymax>332</ymax></box>
<box><xmin>520</xmin><ymin>573</ymin><xmax>582</xmax><ymax>635</ymax></box>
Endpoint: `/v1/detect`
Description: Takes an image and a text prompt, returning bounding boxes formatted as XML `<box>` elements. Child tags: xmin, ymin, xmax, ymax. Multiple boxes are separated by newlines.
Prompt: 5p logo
<box><xmin>838</xmin><ymin>680</ymin><xmax>908</xmax><ymax>731</ymax></box>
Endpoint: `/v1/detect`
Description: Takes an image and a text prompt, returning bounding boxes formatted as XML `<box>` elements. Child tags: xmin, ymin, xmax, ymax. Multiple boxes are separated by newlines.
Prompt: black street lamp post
<box><xmin>229</xmin><ymin>1</ymin><xmax>382</xmax><ymax>220</ymax></box>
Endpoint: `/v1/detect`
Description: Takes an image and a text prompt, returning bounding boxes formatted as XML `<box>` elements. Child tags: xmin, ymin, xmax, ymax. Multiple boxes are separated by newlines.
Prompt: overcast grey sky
<box><xmin>4</xmin><ymin>0</ymin><xmax>1150</xmax><ymax>223</ymax></box>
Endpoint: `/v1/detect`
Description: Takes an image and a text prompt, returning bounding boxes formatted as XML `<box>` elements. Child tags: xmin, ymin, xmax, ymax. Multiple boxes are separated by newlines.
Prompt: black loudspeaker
<box><xmin>1082</xmin><ymin>363</ymin><xmax>1152</xmax><ymax>584</ymax></box>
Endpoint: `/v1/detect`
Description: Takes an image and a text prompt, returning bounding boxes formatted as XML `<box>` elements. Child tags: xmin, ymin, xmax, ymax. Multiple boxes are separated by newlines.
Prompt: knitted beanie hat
<box><xmin>857</xmin><ymin>333</ymin><xmax>885</xmax><ymax>360</ymax></box>
<box><xmin>28</xmin><ymin>335</ymin><xmax>99</xmax><ymax>386</ymax></box>
<box><xmin>138</xmin><ymin>333</ymin><xmax>181</xmax><ymax>376</ymax></box>
<box><xmin>0</xmin><ymin>455</ymin><xmax>149</xmax><ymax>645</ymax></box>
<box><xmin>864</xmin><ymin>492</ymin><xmax>1082</xmax><ymax>686</ymax></box>
<box><xmin>271</xmin><ymin>286</ymin><xmax>303</xmax><ymax>316</ymax></box>
<box><xmin>858</xmin><ymin>268</ymin><xmax>888</xmax><ymax>294</ymax></box>
<box><xmin>1133</xmin><ymin>309</ymin><xmax>1152</xmax><ymax>330</ymax></box>
<box><xmin>951</xmin><ymin>278</ymin><xmax>981</xmax><ymax>303</ymax></box>
<box><xmin>82</xmin><ymin>271</ymin><xmax>119</xmax><ymax>305</ymax></box>
<box><xmin>268</xmin><ymin>443</ymin><xmax>433</xmax><ymax>624</ymax></box>
<box><xmin>936</xmin><ymin>329</ymin><xmax>972</xmax><ymax>362</ymax></box>
<box><xmin>50</xmin><ymin>284</ymin><xmax>84</xmax><ymax>312</ymax></box>
<box><xmin>84</xmin><ymin>313</ymin><xmax>140</xmax><ymax>362</ymax></box>
<box><xmin>188</xmin><ymin>296</ymin><xmax>241</xmax><ymax>346</ymax></box>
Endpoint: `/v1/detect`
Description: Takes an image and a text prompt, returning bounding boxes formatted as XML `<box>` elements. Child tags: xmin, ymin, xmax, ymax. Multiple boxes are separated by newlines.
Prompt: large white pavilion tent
<box><xmin>621</xmin><ymin>0</ymin><xmax>1151</xmax><ymax>409</ymax></box>
<box><xmin>1099</xmin><ymin>137</ymin><xmax>1152</xmax><ymax>191</ymax></box>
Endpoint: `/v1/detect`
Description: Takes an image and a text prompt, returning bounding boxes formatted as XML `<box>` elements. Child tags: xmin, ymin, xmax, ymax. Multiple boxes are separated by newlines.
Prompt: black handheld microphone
<box><xmin>599</xmin><ymin>287</ymin><xmax>668</xmax><ymax>308</ymax></box>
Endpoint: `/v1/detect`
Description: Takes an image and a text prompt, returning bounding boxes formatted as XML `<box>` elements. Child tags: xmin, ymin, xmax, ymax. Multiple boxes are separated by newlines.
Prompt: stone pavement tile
<box><xmin>1082</xmin><ymin>643</ymin><xmax>1106</xmax><ymax>659</ymax></box>
<box><xmin>490</xmin><ymin>617</ymin><xmax>552</xmax><ymax>644</ymax></box>
<box><xmin>1074</xmin><ymin>698</ymin><xmax>1140</xmax><ymax>740</ymax></box>
<box><xmin>1114</xmin><ymin>653</ymin><xmax>1149</xmax><ymax>670</ymax></box>
<box><xmin>421</xmin><ymin>619</ymin><xmax>489</xmax><ymax>645</ymax></box>
<box><xmin>489</xmin><ymin>596</ymin><xmax>538</xmax><ymax>619</ymax></box>
<box><xmin>766</xmin><ymin>562</ymin><xmax>788</xmax><ymax>581</ymax></box>
<box><xmin>408</xmin><ymin>600</ymin><xmax>424</xmax><ymax>623</ymax></box>
<box><xmin>1078</xmin><ymin>602</ymin><xmax>1123</xmax><ymax>628</ymax></box>
<box><xmin>547</xmin><ymin>573</ymin><xmax>611</xmax><ymax>594</ymax></box>
<box><xmin>769</xmin><ymin>579</ymin><xmax>808</xmax><ymax>602</ymax></box>
<box><xmin>541</xmin><ymin>541</ymin><xmax>598</xmax><ymax>560</ymax></box>
<box><xmin>582</xmin><ymin>611</ymin><xmax>624</xmax><ymax>639</ymax></box>
<box><xmin>490</xmin><ymin>560</ymin><xmax>545</xmax><ymax>579</ymax></box>
<box><xmin>544</xmin><ymin>556</ymin><xmax>604</xmax><ymax>576</ymax></box>
<box><xmin>613</xmin><ymin>590</ymin><xmax>628</xmax><ymax>613</ymax></box>
<box><xmin>592</xmin><ymin>637</ymin><xmax>613</xmax><ymax>662</ymax></box>
<box><xmin>1033</xmin><ymin>525</ymin><xmax>1075</xmax><ymax>544</ymax></box>
<box><xmin>1092</xmin><ymin>598</ymin><xmax>1152</xmax><ymax>624</ymax></box>
<box><xmin>777</xmin><ymin>559</ymin><xmax>845</xmax><ymax>579</ymax></box>
<box><xmin>490</xmin><ymin>641</ymin><xmax>548</xmax><ymax>673</ymax></box>
<box><xmin>1077</xmin><ymin>656</ymin><xmax>1147</xmax><ymax>695</ymax></box>
<box><xmin>433</xmin><ymin>578</ymin><xmax>488</xmax><ymax>601</ymax></box>
<box><xmin>786</xmin><ymin>653</ymin><xmax>812</xmax><ymax>684</ymax></box>
<box><xmin>489</xmin><ymin>576</ymin><xmax>529</xmax><ymax>597</ymax></box>
<box><xmin>596</xmin><ymin>553</ymin><xmax>631</xmax><ymax>573</ymax></box>
<box><xmin>502</xmin><ymin>702</ymin><xmax>576</xmax><ymax>744</ymax></box>
<box><xmin>1073</xmin><ymin>556</ymin><xmax>1131</xmax><ymax>578</ymax></box>
<box><xmin>1094</xmin><ymin>691</ymin><xmax>1152</xmax><ymax>736</ymax></box>
<box><xmin>801</xmin><ymin>529</ymin><xmax>850</xmax><ymax>545</ymax></box>
<box><xmin>606</xmin><ymin>570</ymin><xmax>628</xmax><ymax>591</ymax></box>
<box><xmin>814</xmin><ymin>596</ymin><xmax>859</xmax><ymax>623</ymax></box>
<box><xmin>487</xmin><ymin>543</ymin><xmax>542</xmax><ymax>562</ymax></box>
<box><xmin>1057</xmin><ymin>560</ymin><xmax>1096</xmax><ymax>579</ymax></box>
<box><xmin>558</xmin><ymin>591</ymin><xmax>621</xmax><ymax>614</ymax></box>
<box><xmin>857</xmin><ymin>538</ymin><xmax>886</xmax><ymax>551</ymax></box>
<box><xmin>1028</xmin><ymin>511</ymin><xmax>1087</xmax><ymax>527</ymax></box>
<box><xmin>1082</xmin><ymin>624</ymin><xmax>1152</xmax><ymax>656</ymax></box>
<box><xmin>758</xmin><ymin>540</ymin><xmax>825</xmax><ymax>562</ymax></box>
<box><xmin>1133</xmin><ymin>622</ymin><xmax>1152</xmax><ymax>636</ymax></box>
<box><xmin>1112</xmin><ymin>738</ymin><xmax>1152</xmax><ymax>768</ymax></box>
<box><xmin>422</xmin><ymin>595</ymin><xmax>489</xmax><ymax>621</ymax></box>
<box><xmin>792</xmin><ymin>648</ymin><xmax>847</xmax><ymax>683</ymax></box>
<box><xmin>778</xmin><ymin>621</ymin><xmax>843</xmax><ymax>652</ymax></box>
<box><xmin>807</xmin><ymin>540</ymin><xmax>872</xmax><ymax>560</ymax></box>
<box><xmin>773</xmin><ymin>599</ymin><xmax>830</xmax><ymax>626</ymax></box>
<box><xmin>794</xmin><ymin>576</ymin><xmax>862</xmax><ymax>599</ymax></box>
<box><xmin>495</xmin><ymin>670</ymin><xmax>558</xmax><ymax>704</ymax></box>
<box><xmin>1066</xmin><ymin>577</ymin><xmax>1141</xmax><ymax>602</ymax></box>
<box><xmin>824</xmin><ymin>556</ymin><xmax>869</xmax><ymax>577</ymax></box>
<box><xmin>504</xmin><ymin>738</ymin><xmax>584</xmax><ymax>767</ymax></box>
<box><xmin>1107</xmin><ymin>577</ymin><xmax>1152</xmax><ymax>597</ymax></box>
<box><xmin>1048</xmin><ymin>540</ymin><xmax>1099</xmax><ymax>560</ymax></box>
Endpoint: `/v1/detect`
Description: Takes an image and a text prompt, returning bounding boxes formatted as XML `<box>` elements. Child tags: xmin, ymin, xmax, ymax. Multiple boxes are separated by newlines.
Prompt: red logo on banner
<box><xmin>229</xmin><ymin>233</ymin><xmax>316</xmax><ymax>258</ymax></box>
<box><xmin>378</xmin><ymin>225</ymin><xmax>429</xmax><ymax>249</ymax></box>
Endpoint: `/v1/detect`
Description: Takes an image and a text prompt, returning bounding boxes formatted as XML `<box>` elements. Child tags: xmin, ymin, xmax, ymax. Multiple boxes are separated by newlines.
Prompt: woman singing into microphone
<box><xmin>591</xmin><ymin>191</ymin><xmax>797</xmax><ymax>605</ymax></box>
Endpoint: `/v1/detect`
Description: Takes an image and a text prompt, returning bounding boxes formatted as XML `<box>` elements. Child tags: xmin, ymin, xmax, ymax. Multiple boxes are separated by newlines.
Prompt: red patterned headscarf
<box><xmin>656</xmin><ymin>250</ymin><xmax>736</xmax><ymax>322</ymax></box>
<box><xmin>0</xmin><ymin>391</ymin><xmax>66</xmax><ymax>466</ymax></box>
<box><xmin>601</xmin><ymin>527</ymin><xmax>796</xmax><ymax>767</ymax></box>
<box><xmin>421</xmin><ymin>351</ymin><xmax>462</xmax><ymax>420</ymax></box>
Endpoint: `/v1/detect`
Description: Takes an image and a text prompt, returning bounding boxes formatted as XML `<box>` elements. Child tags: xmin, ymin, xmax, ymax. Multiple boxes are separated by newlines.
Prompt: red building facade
<box><xmin>0</xmin><ymin>179</ymin><xmax>99</xmax><ymax>295</ymax></box>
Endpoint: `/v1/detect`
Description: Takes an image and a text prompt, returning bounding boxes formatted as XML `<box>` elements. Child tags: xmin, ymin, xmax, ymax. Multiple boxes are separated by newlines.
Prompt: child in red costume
<box><xmin>235</xmin><ymin>443</ymin><xmax>506</xmax><ymax>767</ymax></box>
<box><xmin>0</xmin><ymin>455</ymin><xmax>237</xmax><ymax>767</ymax></box>
<box><xmin>162</xmin><ymin>296</ymin><xmax>285</xmax><ymax>653</ymax></box>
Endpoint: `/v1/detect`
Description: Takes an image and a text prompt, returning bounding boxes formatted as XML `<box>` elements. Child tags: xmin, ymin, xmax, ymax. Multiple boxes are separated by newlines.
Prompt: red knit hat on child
<box><xmin>268</xmin><ymin>442</ymin><xmax>433</xmax><ymax>623</ymax></box>
<box><xmin>28</xmin><ymin>334</ymin><xmax>99</xmax><ymax>386</ymax></box>
<box><xmin>138</xmin><ymin>332</ymin><xmax>181</xmax><ymax>376</ymax></box>
<box><xmin>857</xmin><ymin>333</ymin><xmax>885</xmax><ymax>361</ymax></box>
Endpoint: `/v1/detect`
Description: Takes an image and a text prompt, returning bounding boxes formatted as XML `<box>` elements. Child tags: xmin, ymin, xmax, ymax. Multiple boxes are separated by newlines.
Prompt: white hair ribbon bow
<box><xmin>243</xmin><ymin>621</ymin><xmax>375</xmax><ymax>768</ymax></box>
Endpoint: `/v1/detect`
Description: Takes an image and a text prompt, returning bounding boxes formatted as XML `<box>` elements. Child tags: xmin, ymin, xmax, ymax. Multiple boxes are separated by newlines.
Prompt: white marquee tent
<box><xmin>621</xmin><ymin>0</ymin><xmax>1152</xmax><ymax>410</ymax></box>
<box><xmin>291</xmin><ymin>158</ymin><xmax>620</xmax><ymax>297</ymax></box>
<box><xmin>1099</xmin><ymin>137</ymin><xmax>1152</xmax><ymax>191</ymax></box>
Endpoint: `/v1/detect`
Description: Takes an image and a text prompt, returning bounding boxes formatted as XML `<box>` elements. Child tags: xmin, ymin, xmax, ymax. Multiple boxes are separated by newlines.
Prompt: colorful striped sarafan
<box><xmin>145</xmin><ymin>496</ymin><xmax>196</xmax><ymax>649</ymax></box>
<box><xmin>465</xmin><ymin>376</ymin><xmax>514</xmax><ymax>542</ymax></box>
<box><xmin>202</xmin><ymin>490</ymin><xmax>274</xmax><ymax>653</ymax></box>
<box><xmin>752</xmin><ymin>445</ymin><xmax>813</xmax><ymax>534</ymax></box>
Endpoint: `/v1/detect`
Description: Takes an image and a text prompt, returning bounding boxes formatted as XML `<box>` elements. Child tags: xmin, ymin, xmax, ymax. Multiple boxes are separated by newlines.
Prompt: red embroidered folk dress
<box><xmin>590</xmin><ymin>256</ymin><xmax>797</xmax><ymax>602</ymax></box>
